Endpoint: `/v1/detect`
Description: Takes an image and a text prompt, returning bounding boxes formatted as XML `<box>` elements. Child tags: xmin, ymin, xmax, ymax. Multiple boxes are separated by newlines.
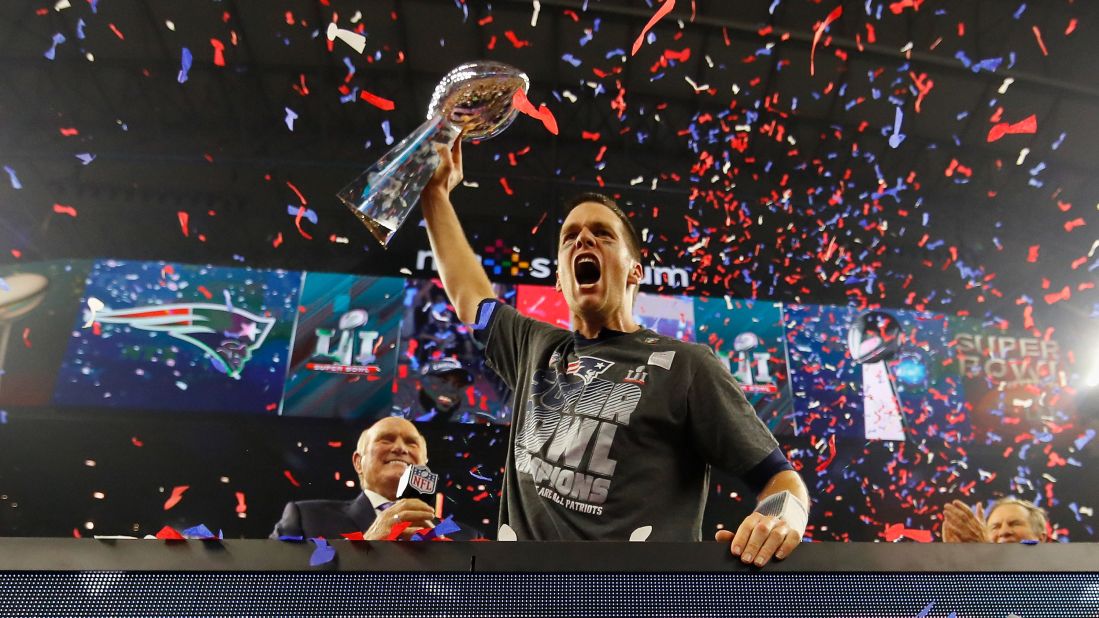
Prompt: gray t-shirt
<box><xmin>478</xmin><ymin>302</ymin><xmax>780</xmax><ymax>541</ymax></box>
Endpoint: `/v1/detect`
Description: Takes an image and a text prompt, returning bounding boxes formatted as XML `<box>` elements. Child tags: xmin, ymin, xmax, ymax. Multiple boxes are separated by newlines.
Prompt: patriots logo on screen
<box><xmin>89</xmin><ymin>302</ymin><xmax>275</xmax><ymax>379</ymax></box>
<box><xmin>565</xmin><ymin>356</ymin><xmax>614</xmax><ymax>385</ymax></box>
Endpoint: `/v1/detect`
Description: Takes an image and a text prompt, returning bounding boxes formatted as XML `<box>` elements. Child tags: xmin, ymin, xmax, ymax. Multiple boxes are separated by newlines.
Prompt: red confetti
<box><xmin>52</xmin><ymin>203</ymin><xmax>77</xmax><ymax>217</ymax></box>
<box><xmin>108</xmin><ymin>23</ymin><xmax>125</xmax><ymax>40</ymax></box>
<box><xmin>511</xmin><ymin>89</ymin><xmax>558</xmax><ymax>135</ymax></box>
<box><xmin>273</xmin><ymin>232</ymin><xmax>283</xmax><ymax>248</ymax></box>
<box><xmin>22</xmin><ymin>327</ymin><xmax>31</xmax><ymax>348</ymax></box>
<box><xmin>888</xmin><ymin>0</ymin><xmax>924</xmax><ymax>15</ymax></box>
<box><xmin>987</xmin><ymin>114</ymin><xmax>1037</xmax><ymax>142</ymax></box>
<box><xmin>815</xmin><ymin>434</ymin><xmax>837</xmax><ymax>472</ymax></box>
<box><xmin>504</xmin><ymin>30</ymin><xmax>531</xmax><ymax>48</ymax></box>
<box><xmin>1043</xmin><ymin>286</ymin><xmax>1071</xmax><ymax>304</ymax></box>
<box><xmin>235</xmin><ymin>491</ymin><xmax>247</xmax><ymax>514</ymax></box>
<box><xmin>631</xmin><ymin>0</ymin><xmax>676</xmax><ymax>56</ymax></box>
<box><xmin>909</xmin><ymin>72</ymin><xmax>934</xmax><ymax>113</ymax></box>
<box><xmin>163</xmin><ymin>485</ymin><xmax>190</xmax><ymax>510</ymax></box>
<box><xmin>386</xmin><ymin>521</ymin><xmax>412</xmax><ymax>540</ymax></box>
<box><xmin>155</xmin><ymin>525</ymin><xmax>185</xmax><ymax>540</ymax></box>
<box><xmin>1032</xmin><ymin>25</ymin><xmax>1048</xmax><ymax>56</ymax></box>
<box><xmin>1063</xmin><ymin>218</ymin><xmax>1085</xmax><ymax>232</ymax></box>
<box><xmin>196</xmin><ymin>285</ymin><xmax>213</xmax><ymax>299</ymax></box>
<box><xmin>294</xmin><ymin>206</ymin><xmax>313</xmax><ymax>240</ymax></box>
<box><xmin>884</xmin><ymin>522</ymin><xmax>932</xmax><ymax>542</ymax></box>
<box><xmin>131</xmin><ymin>436</ymin><xmax>143</xmax><ymax>447</ymax></box>
<box><xmin>810</xmin><ymin>6</ymin><xmax>843</xmax><ymax>77</ymax></box>
<box><xmin>59</xmin><ymin>127</ymin><xmax>79</xmax><ymax>136</ymax></box>
<box><xmin>177</xmin><ymin>211</ymin><xmax>190</xmax><ymax>237</ymax></box>
<box><xmin>1065</xmin><ymin>18</ymin><xmax>1078</xmax><ymax>35</ymax></box>
<box><xmin>499</xmin><ymin>177</ymin><xmax>514</xmax><ymax>195</ymax></box>
<box><xmin>284</xmin><ymin>469</ymin><xmax>302</xmax><ymax>487</ymax></box>
<box><xmin>359</xmin><ymin>90</ymin><xmax>396</xmax><ymax>111</ymax></box>
<box><xmin>210</xmin><ymin>38</ymin><xmax>226</xmax><ymax>67</ymax></box>
<box><xmin>1026</xmin><ymin>245</ymin><xmax>1039</xmax><ymax>263</ymax></box>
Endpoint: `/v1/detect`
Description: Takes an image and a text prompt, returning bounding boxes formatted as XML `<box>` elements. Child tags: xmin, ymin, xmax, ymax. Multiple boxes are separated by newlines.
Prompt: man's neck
<box><xmin>572</xmin><ymin>313</ymin><xmax>640</xmax><ymax>339</ymax></box>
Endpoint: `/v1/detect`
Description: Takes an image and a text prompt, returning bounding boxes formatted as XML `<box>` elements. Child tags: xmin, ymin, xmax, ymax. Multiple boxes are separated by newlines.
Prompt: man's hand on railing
<box><xmin>716</xmin><ymin>512</ymin><xmax>802</xmax><ymax>568</ymax></box>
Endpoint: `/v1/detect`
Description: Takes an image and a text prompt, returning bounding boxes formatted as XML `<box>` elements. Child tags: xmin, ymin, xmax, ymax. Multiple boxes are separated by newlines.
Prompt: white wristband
<box><xmin>755</xmin><ymin>490</ymin><xmax>808</xmax><ymax>537</ymax></box>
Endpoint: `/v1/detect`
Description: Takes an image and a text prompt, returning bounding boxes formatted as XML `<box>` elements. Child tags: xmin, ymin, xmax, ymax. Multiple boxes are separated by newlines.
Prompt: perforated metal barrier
<box><xmin>0</xmin><ymin>540</ymin><xmax>1095</xmax><ymax>617</ymax></box>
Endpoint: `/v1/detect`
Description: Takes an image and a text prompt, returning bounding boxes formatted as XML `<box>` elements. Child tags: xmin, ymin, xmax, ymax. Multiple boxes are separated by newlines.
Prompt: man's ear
<box><xmin>554</xmin><ymin>271</ymin><xmax>562</xmax><ymax>293</ymax></box>
<box><xmin>627</xmin><ymin>260</ymin><xmax>643</xmax><ymax>286</ymax></box>
<box><xmin>352</xmin><ymin>451</ymin><xmax>364</xmax><ymax>476</ymax></box>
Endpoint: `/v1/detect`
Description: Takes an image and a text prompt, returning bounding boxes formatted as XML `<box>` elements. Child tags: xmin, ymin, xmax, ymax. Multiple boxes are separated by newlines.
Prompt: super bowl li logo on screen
<box><xmin>307</xmin><ymin>309</ymin><xmax>382</xmax><ymax>375</ymax></box>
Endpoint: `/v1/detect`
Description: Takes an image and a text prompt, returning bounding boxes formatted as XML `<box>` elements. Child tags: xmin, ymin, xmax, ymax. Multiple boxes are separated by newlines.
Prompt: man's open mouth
<box><xmin>574</xmin><ymin>255</ymin><xmax>601</xmax><ymax>286</ymax></box>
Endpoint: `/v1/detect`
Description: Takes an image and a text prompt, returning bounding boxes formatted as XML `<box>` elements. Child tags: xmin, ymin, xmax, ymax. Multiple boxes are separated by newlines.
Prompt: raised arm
<box><xmin>420</xmin><ymin>140</ymin><xmax>496</xmax><ymax>324</ymax></box>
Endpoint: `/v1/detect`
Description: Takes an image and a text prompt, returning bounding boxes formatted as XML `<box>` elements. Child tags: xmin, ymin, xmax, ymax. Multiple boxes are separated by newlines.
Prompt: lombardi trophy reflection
<box><xmin>338</xmin><ymin>62</ymin><xmax>529</xmax><ymax>246</ymax></box>
<box><xmin>847</xmin><ymin>311</ymin><xmax>906</xmax><ymax>441</ymax></box>
<box><xmin>0</xmin><ymin>273</ymin><xmax>49</xmax><ymax>396</ymax></box>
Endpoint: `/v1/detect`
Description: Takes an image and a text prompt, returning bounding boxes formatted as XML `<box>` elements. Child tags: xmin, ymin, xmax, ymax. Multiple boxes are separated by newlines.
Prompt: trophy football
<box><xmin>338</xmin><ymin>61</ymin><xmax>530</xmax><ymax>246</ymax></box>
<box><xmin>847</xmin><ymin>310</ymin><xmax>906</xmax><ymax>441</ymax></box>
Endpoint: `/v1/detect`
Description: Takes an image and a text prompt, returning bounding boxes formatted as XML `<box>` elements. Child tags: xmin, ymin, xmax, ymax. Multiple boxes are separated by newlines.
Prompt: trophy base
<box><xmin>344</xmin><ymin>205</ymin><xmax>398</xmax><ymax>247</ymax></box>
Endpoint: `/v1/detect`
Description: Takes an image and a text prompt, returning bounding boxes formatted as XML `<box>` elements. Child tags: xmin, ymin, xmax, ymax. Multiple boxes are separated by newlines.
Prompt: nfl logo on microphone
<box><xmin>408</xmin><ymin>465</ymin><xmax>438</xmax><ymax>494</ymax></box>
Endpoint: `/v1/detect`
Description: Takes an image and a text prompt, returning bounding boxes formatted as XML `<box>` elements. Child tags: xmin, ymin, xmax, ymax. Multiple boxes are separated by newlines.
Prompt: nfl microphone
<box><xmin>397</xmin><ymin>463</ymin><xmax>439</xmax><ymax>503</ymax></box>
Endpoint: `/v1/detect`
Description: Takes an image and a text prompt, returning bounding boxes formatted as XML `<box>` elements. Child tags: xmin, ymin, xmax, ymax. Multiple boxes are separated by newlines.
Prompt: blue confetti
<box><xmin>1075</xmin><ymin>429</ymin><xmax>1095</xmax><ymax>450</ymax></box>
<box><xmin>181</xmin><ymin>524</ymin><xmax>219</xmax><ymax>539</ymax></box>
<box><xmin>287</xmin><ymin>204</ymin><xmax>317</xmax><ymax>223</ymax></box>
<box><xmin>44</xmin><ymin>33</ymin><xmax>65</xmax><ymax>60</ymax></box>
<box><xmin>284</xmin><ymin>107</ymin><xmax>298</xmax><ymax>131</ymax></box>
<box><xmin>3</xmin><ymin>165</ymin><xmax>21</xmax><ymax>189</ymax></box>
<box><xmin>75</xmin><ymin>153</ymin><xmax>96</xmax><ymax>165</ymax></box>
<box><xmin>309</xmin><ymin>538</ymin><xmax>337</xmax><ymax>565</ymax></box>
<box><xmin>177</xmin><ymin>47</ymin><xmax>192</xmax><ymax>83</ymax></box>
<box><xmin>888</xmin><ymin>107</ymin><xmax>906</xmax><ymax>149</ymax></box>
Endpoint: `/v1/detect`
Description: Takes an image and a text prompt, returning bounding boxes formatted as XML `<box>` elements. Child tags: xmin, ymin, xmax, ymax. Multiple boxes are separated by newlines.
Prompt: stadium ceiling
<box><xmin>1</xmin><ymin>0</ymin><xmax>1096</xmax><ymax>335</ymax></box>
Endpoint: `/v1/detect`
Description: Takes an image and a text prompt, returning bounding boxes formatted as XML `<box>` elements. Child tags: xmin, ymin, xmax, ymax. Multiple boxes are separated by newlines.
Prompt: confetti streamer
<box><xmin>987</xmin><ymin>114</ymin><xmax>1037</xmax><ymax>142</ymax></box>
<box><xmin>810</xmin><ymin>6</ymin><xmax>842</xmax><ymax>77</ymax></box>
<box><xmin>163</xmin><ymin>485</ymin><xmax>190</xmax><ymax>510</ymax></box>
<box><xmin>177</xmin><ymin>47</ymin><xmax>192</xmax><ymax>83</ymax></box>
<box><xmin>631</xmin><ymin>0</ymin><xmax>676</xmax><ymax>56</ymax></box>
<box><xmin>511</xmin><ymin>89</ymin><xmax>559</xmax><ymax>135</ymax></box>
<box><xmin>326</xmin><ymin>23</ymin><xmax>367</xmax><ymax>54</ymax></box>
<box><xmin>309</xmin><ymin>538</ymin><xmax>337</xmax><ymax>565</ymax></box>
<box><xmin>359</xmin><ymin>90</ymin><xmax>396</xmax><ymax>111</ymax></box>
<box><xmin>3</xmin><ymin>165</ymin><xmax>21</xmax><ymax>189</ymax></box>
<box><xmin>52</xmin><ymin>203</ymin><xmax>77</xmax><ymax>217</ymax></box>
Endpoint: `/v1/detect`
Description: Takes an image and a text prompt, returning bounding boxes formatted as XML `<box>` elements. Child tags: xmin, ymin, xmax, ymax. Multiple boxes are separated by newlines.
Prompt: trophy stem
<box><xmin>338</xmin><ymin>116</ymin><xmax>459</xmax><ymax>246</ymax></box>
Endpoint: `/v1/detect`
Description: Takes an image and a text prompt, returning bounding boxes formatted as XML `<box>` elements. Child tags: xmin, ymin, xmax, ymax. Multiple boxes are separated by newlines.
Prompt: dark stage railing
<box><xmin>0</xmin><ymin>539</ymin><xmax>1096</xmax><ymax>617</ymax></box>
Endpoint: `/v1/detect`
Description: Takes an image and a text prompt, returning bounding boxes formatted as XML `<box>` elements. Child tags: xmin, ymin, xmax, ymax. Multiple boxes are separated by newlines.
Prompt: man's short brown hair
<box><xmin>561</xmin><ymin>192</ymin><xmax>643</xmax><ymax>263</ymax></box>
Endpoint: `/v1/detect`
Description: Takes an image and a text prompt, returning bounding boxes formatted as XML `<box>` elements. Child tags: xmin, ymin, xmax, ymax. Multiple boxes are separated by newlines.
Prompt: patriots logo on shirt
<box><xmin>565</xmin><ymin>356</ymin><xmax>614</xmax><ymax>385</ymax></box>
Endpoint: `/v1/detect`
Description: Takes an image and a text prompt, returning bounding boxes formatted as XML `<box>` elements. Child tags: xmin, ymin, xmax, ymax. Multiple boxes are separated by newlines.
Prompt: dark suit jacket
<box><xmin>270</xmin><ymin>493</ymin><xmax>483</xmax><ymax>540</ymax></box>
<box><xmin>270</xmin><ymin>493</ymin><xmax>378</xmax><ymax>540</ymax></box>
